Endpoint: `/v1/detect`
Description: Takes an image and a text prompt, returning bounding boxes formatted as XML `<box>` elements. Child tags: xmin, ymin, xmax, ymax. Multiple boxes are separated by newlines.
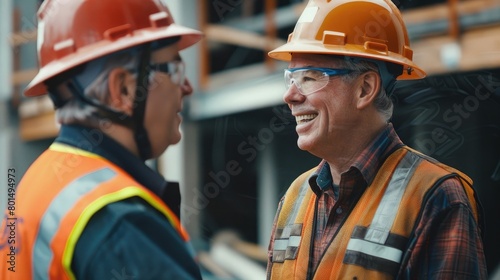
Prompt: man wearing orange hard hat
<box><xmin>266</xmin><ymin>0</ymin><xmax>487</xmax><ymax>279</ymax></box>
<box><xmin>0</xmin><ymin>0</ymin><xmax>204</xmax><ymax>279</ymax></box>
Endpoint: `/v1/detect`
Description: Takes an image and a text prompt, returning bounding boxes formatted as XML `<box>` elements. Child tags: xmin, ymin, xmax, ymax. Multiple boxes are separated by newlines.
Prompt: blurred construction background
<box><xmin>1</xmin><ymin>0</ymin><xmax>499</xmax><ymax>279</ymax></box>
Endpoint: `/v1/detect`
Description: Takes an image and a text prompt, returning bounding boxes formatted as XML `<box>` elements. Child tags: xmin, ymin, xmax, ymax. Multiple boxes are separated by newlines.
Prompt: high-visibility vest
<box><xmin>0</xmin><ymin>143</ymin><xmax>190</xmax><ymax>280</ymax></box>
<box><xmin>268</xmin><ymin>147</ymin><xmax>481</xmax><ymax>280</ymax></box>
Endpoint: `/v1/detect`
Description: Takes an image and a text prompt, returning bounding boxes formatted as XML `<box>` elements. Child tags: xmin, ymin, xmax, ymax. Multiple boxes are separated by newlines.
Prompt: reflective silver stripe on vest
<box><xmin>272</xmin><ymin>177</ymin><xmax>310</xmax><ymax>262</ymax></box>
<box><xmin>33</xmin><ymin>168</ymin><xmax>117</xmax><ymax>280</ymax></box>
<box><xmin>346</xmin><ymin>238</ymin><xmax>403</xmax><ymax>263</ymax></box>
<box><xmin>365</xmin><ymin>151</ymin><xmax>421</xmax><ymax>245</ymax></box>
<box><xmin>285</xmin><ymin>178</ymin><xmax>310</xmax><ymax>225</ymax></box>
<box><xmin>346</xmin><ymin>151</ymin><xmax>421</xmax><ymax>266</ymax></box>
<box><xmin>274</xmin><ymin>235</ymin><xmax>302</xmax><ymax>250</ymax></box>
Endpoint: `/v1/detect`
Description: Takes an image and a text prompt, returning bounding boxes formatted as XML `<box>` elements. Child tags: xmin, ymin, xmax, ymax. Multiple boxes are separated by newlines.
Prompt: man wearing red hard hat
<box><xmin>0</xmin><ymin>0</ymin><xmax>203</xmax><ymax>279</ymax></box>
<box><xmin>266</xmin><ymin>0</ymin><xmax>487</xmax><ymax>279</ymax></box>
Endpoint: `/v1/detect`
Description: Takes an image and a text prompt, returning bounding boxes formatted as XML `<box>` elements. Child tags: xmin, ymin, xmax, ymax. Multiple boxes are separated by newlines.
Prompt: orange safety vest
<box><xmin>268</xmin><ymin>147</ymin><xmax>481</xmax><ymax>280</ymax></box>
<box><xmin>0</xmin><ymin>143</ymin><xmax>190</xmax><ymax>280</ymax></box>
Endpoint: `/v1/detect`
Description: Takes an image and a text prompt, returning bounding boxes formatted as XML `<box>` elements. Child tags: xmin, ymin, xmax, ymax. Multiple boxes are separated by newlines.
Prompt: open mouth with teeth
<box><xmin>295</xmin><ymin>114</ymin><xmax>318</xmax><ymax>124</ymax></box>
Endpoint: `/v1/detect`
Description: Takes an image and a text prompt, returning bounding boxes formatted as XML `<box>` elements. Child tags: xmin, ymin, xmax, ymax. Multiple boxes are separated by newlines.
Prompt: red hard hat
<box><xmin>25</xmin><ymin>0</ymin><xmax>203</xmax><ymax>97</ymax></box>
<box><xmin>269</xmin><ymin>0</ymin><xmax>426</xmax><ymax>80</ymax></box>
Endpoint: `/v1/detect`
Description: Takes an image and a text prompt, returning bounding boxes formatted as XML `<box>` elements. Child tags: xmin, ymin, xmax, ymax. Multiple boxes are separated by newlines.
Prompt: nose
<box><xmin>181</xmin><ymin>78</ymin><xmax>193</xmax><ymax>96</ymax></box>
<box><xmin>283</xmin><ymin>82</ymin><xmax>305</xmax><ymax>105</ymax></box>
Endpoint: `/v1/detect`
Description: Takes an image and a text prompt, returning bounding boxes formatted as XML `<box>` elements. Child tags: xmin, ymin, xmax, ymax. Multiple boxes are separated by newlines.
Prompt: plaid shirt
<box><xmin>268</xmin><ymin>124</ymin><xmax>487</xmax><ymax>279</ymax></box>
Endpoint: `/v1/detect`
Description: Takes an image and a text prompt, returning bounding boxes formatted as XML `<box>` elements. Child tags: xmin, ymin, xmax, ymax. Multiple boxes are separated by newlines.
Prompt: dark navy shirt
<box><xmin>56</xmin><ymin>125</ymin><xmax>202</xmax><ymax>279</ymax></box>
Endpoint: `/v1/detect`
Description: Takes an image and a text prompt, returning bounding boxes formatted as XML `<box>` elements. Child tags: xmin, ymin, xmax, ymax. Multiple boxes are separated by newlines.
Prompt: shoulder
<box><xmin>406</xmin><ymin>147</ymin><xmax>471</xmax><ymax>180</ymax></box>
<box><xmin>404</xmin><ymin>148</ymin><xmax>473</xmax><ymax>196</ymax></box>
<box><xmin>418</xmin><ymin>174</ymin><xmax>483</xmax><ymax>235</ymax></box>
<box><xmin>71</xmin><ymin>197</ymin><xmax>201</xmax><ymax>279</ymax></box>
<box><xmin>425</xmin><ymin>176</ymin><xmax>472</xmax><ymax>208</ymax></box>
<box><xmin>403</xmin><ymin>148</ymin><xmax>481</xmax><ymax>219</ymax></box>
<box><xmin>75</xmin><ymin>196</ymin><xmax>184</xmax><ymax>249</ymax></box>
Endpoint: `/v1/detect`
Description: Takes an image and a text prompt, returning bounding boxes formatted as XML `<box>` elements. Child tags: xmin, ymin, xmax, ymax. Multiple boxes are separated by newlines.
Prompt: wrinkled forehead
<box><xmin>289</xmin><ymin>53</ymin><xmax>345</xmax><ymax>69</ymax></box>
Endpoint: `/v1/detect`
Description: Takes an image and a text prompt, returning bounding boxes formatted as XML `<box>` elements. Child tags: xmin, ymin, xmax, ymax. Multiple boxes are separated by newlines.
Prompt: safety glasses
<box><xmin>284</xmin><ymin>67</ymin><xmax>353</xmax><ymax>95</ymax></box>
<box><xmin>149</xmin><ymin>60</ymin><xmax>186</xmax><ymax>86</ymax></box>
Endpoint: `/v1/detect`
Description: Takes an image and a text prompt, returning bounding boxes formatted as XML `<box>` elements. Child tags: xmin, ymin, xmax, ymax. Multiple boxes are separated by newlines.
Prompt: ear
<box><xmin>356</xmin><ymin>70</ymin><xmax>381</xmax><ymax>110</ymax></box>
<box><xmin>108</xmin><ymin>68</ymin><xmax>135</xmax><ymax>115</ymax></box>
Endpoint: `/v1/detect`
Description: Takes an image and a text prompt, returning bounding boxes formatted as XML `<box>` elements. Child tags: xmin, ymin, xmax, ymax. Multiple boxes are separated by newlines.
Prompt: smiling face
<box><xmin>144</xmin><ymin>43</ymin><xmax>193</xmax><ymax>157</ymax></box>
<box><xmin>284</xmin><ymin>54</ymin><xmax>364</xmax><ymax>158</ymax></box>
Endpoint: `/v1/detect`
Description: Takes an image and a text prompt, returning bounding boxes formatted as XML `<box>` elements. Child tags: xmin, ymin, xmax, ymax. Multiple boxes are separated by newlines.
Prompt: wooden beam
<box><xmin>12</xmin><ymin>8</ymin><xmax>22</xmax><ymax>108</ymax></box>
<box><xmin>10</xmin><ymin>30</ymin><xmax>37</xmax><ymax>46</ymax></box>
<box><xmin>265</xmin><ymin>0</ymin><xmax>277</xmax><ymax>70</ymax></box>
<box><xmin>412</xmin><ymin>25</ymin><xmax>500</xmax><ymax>75</ymax></box>
<box><xmin>403</xmin><ymin>0</ymin><xmax>500</xmax><ymax>25</ymax></box>
<box><xmin>199</xmin><ymin>0</ymin><xmax>209</xmax><ymax>91</ymax></box>
<box><xmin>11</xmin><ymin>68</ymin><xmax>38</xmax><ymax>86</ymax></box>
<box><xmin>205</xmin><ymin>24</ymin><xmax>286</xmax><ymax>51</ymax></box>
<box><xmin>207</xmin><ymin>61</ymin><xmax>287</xmax><ymax>90</ymax></box>
<box><xmin>460</xmin><ymin>25</ymin><xmax>500</xmax><ymax>71</ymax></box>
<box><xmin>19</xmin><ymin>111</ymin><xmax>59</xmax><ymax>141</ymax></box>
<box><xmin>448</xmin><ymin>0</ymin><xmax>460</xmax><ymax>39</ymax></box>
<box><xmin>18</xmin><ymin>95</ymin><xmax>53</xmax><ymax>118</ymax></box>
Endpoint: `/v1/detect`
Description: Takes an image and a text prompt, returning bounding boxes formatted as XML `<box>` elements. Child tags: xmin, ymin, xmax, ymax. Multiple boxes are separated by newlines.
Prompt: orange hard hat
<box><xmin>269</xmin><ymin>0</ymin><xmax>426</xmax><ymax>80</ymax></box>
<box><xmin>25</xmin><ymin>0</ymin><xmax>203</xmax><ymax>97</ymax></box>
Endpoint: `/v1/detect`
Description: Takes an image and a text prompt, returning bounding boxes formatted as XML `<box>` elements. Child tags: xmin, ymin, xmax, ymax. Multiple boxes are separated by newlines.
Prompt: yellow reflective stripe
<box><xmin>62</xmin><ymin>186</ymin><xmax>185</xmax><ymax>280</ymax></box>
<box><xmin>33</xmin><ymin>168</ymin><xmax>116</xmax><ymax>280</ymax></box>
<box><xmin>49</xmin><ymin>142</ymin><xmax>103</xmax><ymax>159</ymax></box>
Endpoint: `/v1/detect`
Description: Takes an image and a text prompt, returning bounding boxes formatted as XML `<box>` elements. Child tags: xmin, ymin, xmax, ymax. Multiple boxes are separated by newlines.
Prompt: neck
<box><xmin>323</xmin><ymin>120</ymin><xmax>386</xmax><ymax>184</ymax></box>
<box><xmin>102</xmin><ymin>124</ymin><xmax>139</xmax><ymax>157</ymax></box>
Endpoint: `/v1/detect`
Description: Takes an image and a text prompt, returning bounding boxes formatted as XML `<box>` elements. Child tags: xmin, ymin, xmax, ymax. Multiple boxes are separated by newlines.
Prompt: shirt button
<box><xmin>336</xmin><ymin>207</ymin><xmax>343</xmax><ymax>214</ymax></box>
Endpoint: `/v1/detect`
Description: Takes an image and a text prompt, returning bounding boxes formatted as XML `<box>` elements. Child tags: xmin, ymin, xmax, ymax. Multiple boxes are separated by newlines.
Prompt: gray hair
<box><xmin>55</xmin><ymin>52</ymin><xmax>140</xmax><ymax>128</ymax></box>
<box><xmin>336</xmin><ymin>57</ymin><xmax>394</xmax><ymax>122</ymax></box>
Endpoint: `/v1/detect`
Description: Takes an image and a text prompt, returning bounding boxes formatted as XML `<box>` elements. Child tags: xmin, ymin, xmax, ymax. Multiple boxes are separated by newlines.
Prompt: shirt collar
<box><xmin>54</xmin><ymin>124</ymin><xmax>181</xmax><ymax>216</ymax></box>
<box><xmin>309</xmin><ymin>123</ymin><xmax>404</xmax><ymax>194</ymax></box>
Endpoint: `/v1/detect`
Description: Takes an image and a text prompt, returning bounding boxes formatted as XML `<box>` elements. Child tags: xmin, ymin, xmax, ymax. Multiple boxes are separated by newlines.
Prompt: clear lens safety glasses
<box><xmin>284</xmin><ymin>67</ymin><xmax>352</xmax><ymax>95</ymax></box>
<box><xmin>149</xmin><ymin>60</ymin><xmax>186</xmax><ymax>86</ymax></box>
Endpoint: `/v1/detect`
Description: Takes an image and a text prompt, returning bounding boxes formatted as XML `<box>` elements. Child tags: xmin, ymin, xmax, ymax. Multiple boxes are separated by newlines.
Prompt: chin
<box><xmin>297</xmin><ymin>137</ymin><xmax>314</xmax><ymax>152</ymax></box>
<box><xmin>171</xmin><ymin>131</ymin><xmax>182</xmax><ymax>144</ymax></box>
<box><xmin>150</xmin><ymin>136</ymin><xmax>181</xmax><ymax>158</ymax></box>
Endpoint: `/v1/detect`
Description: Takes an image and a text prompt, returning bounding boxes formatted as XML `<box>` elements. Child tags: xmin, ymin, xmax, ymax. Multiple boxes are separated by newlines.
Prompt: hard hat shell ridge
<box><xmin>26</xmin><ymin>0</ymin><xmax>203</xmax><ymax>97</ymax></box>
<box><xmin>269</xmin><ymin>0</ymin><xmax>426</xmax><ymax>80</ymax></box>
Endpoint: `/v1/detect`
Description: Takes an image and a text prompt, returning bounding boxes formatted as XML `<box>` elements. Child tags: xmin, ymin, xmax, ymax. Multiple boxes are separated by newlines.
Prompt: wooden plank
<box><xmin>403</xmin><ymin>3</ymin><xmax>449</xmax><ymax>24</ymax></box>
<box><xmin>411</xmin><ymin>25</ymin><xmax>500</xmax><ymax>75</ymax></box>
<box><xmin>11</xmin><ymin>68</ymin><xmax>38</xmax><ymax>86</ymax></box>
<box><xmin>10</xmin><ymin>30</ymin><xmax>37</xmax><ymax>46</ymax></box>
<box><xmin>12</xmin><ymin>8</ymin><xmax>22</xmax><ymax>108</ymax></box>
<box><xmin>199</xmin><ymin>0</ymin><xmax>210</xmax><ymax>90</ymax></box>
<box><xmin>19</xmin><ymin>111</ymin><xmax>59</xmax><ymax>141</ymax></box>
<box><xmin>18</xmin><ymin>95</ymin><xmax>53</xmax><ymax>118</ymax></box>
<box><xmin>403</xmin><ymin>0</ymin><xmax>500</xmax><ymax>25</ymax></box>
<box><xmin>265</xmin><ymin>0</ymin><xmax>277</xmax><ymax>70</ymax></box>
<box><xmin>460</xmin><ymin>24</ymin><xmax>500</xmax><ymax>71</ymax></box>
<box><xmin>205</xmin><ymin>24</ymin><xmax>286</xmax><ymax>51</ymax></box>
<box><xmin>208</xmin><ymin>60</ymin><xmax>287</xmax><ymax>90</ymax></box>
